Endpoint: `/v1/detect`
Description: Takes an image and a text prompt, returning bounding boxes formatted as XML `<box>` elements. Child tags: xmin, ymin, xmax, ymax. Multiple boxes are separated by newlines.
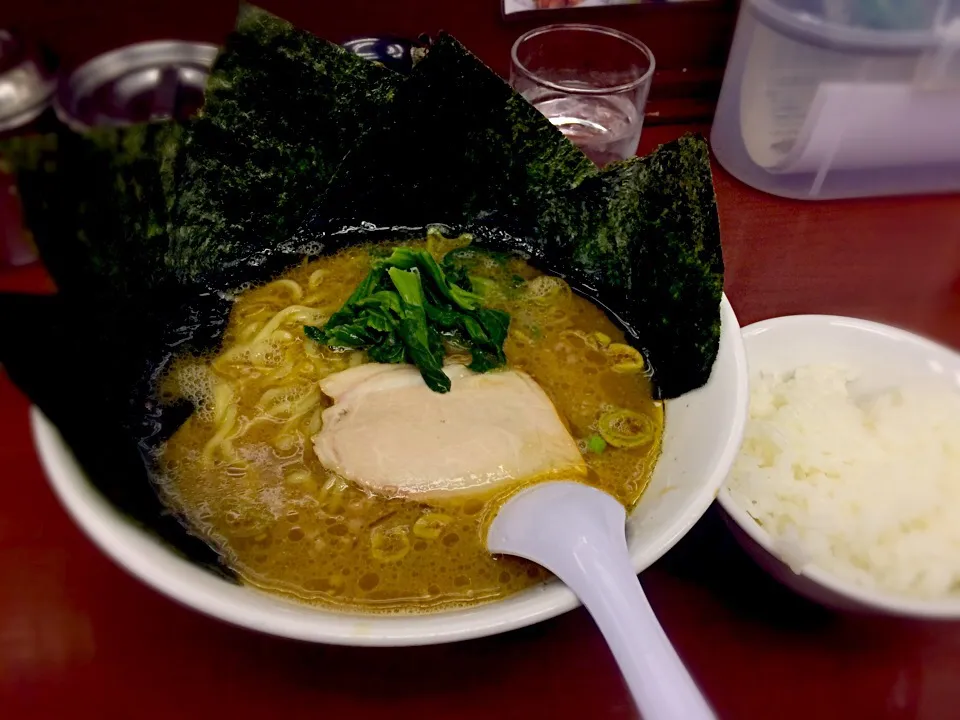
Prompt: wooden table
<box><xmin>2</xmin><ymin>125</ymin><xmax>960</xmax><ymax>720</ymax></box>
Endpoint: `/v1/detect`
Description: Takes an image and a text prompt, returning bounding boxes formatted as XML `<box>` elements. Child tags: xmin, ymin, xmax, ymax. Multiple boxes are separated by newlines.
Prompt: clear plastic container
<box><xmin>711</xmin><ymin>0</ymin><xmax>960</xmax><ymax>199</ymax></box>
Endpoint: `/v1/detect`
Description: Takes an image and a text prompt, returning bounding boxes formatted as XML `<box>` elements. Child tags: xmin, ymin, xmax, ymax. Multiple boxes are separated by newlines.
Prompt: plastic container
<box><xmin>711</xmin><ymin>0</ymin><xmax>960</xmax><ymax>199</ymax></box>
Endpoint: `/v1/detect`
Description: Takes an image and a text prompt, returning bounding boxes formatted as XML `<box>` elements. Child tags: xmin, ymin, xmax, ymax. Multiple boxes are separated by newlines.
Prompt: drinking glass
<box><xmin>510</xmin><ymin>24</ymin><xmax>655</xmax><ymax>166</ymax></box>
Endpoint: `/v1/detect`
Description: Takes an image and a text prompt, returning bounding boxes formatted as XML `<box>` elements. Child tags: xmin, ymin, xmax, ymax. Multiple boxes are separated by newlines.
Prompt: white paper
<box><xmin>503</xmin><ymin>0</ymin><xmax>698</xmax><ymax>15</ymax></box>
<box><xmin>504</xmin><ymin>0</ymin><xmax>615</xmax><ymax>13</ymax></box>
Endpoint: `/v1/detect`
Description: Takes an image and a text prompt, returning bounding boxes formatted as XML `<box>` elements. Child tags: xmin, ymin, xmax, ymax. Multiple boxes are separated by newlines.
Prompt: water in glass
<box><xmin>530</xmin><ymin>92</ymin><xmax>642</xmax><ymax>166</ymax></box>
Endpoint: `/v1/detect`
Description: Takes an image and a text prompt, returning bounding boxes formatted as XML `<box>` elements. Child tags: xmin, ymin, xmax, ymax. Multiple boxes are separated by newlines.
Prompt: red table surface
<box><xmin>2</xmin><ymin>124</ymin><xmax>960</xmax><ymax>720</ymax></box>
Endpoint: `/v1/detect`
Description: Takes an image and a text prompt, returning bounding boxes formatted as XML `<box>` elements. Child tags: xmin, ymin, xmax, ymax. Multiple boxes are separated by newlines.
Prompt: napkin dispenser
<box><xmin>711</xmin><ymin>0</ymin><xmax>960</xmax><ymax>200</ymax></box>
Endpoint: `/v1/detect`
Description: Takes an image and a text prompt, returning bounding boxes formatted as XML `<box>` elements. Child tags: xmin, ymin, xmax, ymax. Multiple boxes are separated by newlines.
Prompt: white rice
<box><xmin>727</xmin><ymin>364</ymin><xmax>960</xmax><ymax>599</ymax></box>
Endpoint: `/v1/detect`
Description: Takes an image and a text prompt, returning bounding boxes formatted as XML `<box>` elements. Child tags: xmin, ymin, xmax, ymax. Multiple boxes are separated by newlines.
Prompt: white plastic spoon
<box><xmin>487</xmin><ymin>481</ymin><xmax>716</xmax><ymax>720</ymax></box>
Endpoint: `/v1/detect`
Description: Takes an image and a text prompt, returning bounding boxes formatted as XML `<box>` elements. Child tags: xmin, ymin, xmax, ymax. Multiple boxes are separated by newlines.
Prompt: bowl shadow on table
<box><xmin>654</xmin><ymin>502</ymin><xmax>835</xmax><ymax>631</ymax></box>
<box><xmin>207</xmin><ymin>607</ymin><xmax>631</xmax><ymax>711</ymax></box>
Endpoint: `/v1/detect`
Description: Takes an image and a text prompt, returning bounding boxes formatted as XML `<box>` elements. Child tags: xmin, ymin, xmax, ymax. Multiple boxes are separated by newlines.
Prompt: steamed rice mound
<box><xmin>728</xmin><ymin>365</ymin><xmax>960</xmax><ymax>599</ymax></box>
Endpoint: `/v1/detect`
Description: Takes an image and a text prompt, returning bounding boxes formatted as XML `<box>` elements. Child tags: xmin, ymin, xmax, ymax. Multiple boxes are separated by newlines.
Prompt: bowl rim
<box><xmin>31</xmin><ymin>295</ymin><xmax>747</xmax><ymax>645</ymax></box>
<box><xmin>718</xmin><ymin>313</ymin><xmax>960</xmax><ymax>619</ymax></box>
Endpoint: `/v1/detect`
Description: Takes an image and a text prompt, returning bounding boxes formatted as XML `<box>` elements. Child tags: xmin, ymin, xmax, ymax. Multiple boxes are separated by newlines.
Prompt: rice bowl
<box><xmin>720</xmin><ymin>314</ymin><xmax>960</xmax><ymax>619</ymax></box>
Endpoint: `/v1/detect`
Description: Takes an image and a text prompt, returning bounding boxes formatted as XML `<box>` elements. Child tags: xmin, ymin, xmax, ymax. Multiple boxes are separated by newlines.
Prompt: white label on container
<box><xmin>770</xmin><ymin>81</ymin><xmax>960</xmax><ymax>174</ymax></box>
<box><xmin>737</xmin><ymin>15</ymin><xmax>953</xmax><ymax>173</ymax></box>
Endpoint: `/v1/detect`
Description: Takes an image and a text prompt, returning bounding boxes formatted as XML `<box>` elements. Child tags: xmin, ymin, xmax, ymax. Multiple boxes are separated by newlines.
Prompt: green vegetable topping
<box><xmin>304</xmin><ymin>247</ymin><xmax>510</xmax><ymax>392</ymax></box>
<box><xmin>586</xmin><ymin>434</ymin><xmax>607</xmax><ymax>454</ymax></box>
<box><xmin>598</xmin><ymin>409</ymin><xmax>655</xmax><ymax>449</ymax></box>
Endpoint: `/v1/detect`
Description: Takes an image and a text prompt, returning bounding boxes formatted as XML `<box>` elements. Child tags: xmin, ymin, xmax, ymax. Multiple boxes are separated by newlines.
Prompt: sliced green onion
<box><xmin>598</xmin><ymin>409</ymin><xmax>655</xmax><ymax>448</ymax></box>
<box><xmin>412</xmin><ymin>513</ymin><xmax>452</xmax><ymax>539</ymax></box>
<box><xmin>370</xmin><ymin>525</ymin><xmax>411</xmax><ymax>562</ymax></box>
<box><xmin>607</xmin><ymin>343</ymin><xmax>645</xmax><ymax>374</ymax></box>
<box><xmin>592</xmin><ymin>331</ymin><xmax>612</xmax><ymax>348</ymax></box>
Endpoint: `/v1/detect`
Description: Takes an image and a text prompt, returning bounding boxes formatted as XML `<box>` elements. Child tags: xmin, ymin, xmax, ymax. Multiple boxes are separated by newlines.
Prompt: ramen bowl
<box><xmin>31</xmin><ymin>295</ymin><xmax>747</xmax><ymax>646</ymax></box>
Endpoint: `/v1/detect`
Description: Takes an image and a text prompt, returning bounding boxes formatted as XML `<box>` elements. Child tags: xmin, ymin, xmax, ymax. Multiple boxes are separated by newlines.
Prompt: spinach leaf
<box><xmin>388</xmin><ymin>267</ymin><xmax>451</xmax><ymax>393</ymax></box>
<box><xmin>168</xmin><ymin>5</ymin><xmax>404</xmax><ymax>281</ymax></box>
<box><xmin>304</xmin><ymin>247</ymin><xmax>510</xmax><ymax>392</ymax></box>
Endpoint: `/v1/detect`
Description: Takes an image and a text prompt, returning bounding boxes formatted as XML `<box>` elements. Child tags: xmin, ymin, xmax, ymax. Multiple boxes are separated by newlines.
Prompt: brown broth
<box><xmin>157</xmin><ymin>240</ymin><xmax>663</xmax><ymax>612</ymax></box>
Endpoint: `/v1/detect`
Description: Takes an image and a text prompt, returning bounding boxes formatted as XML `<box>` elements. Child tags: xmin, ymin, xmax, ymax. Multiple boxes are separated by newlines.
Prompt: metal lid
<box><xmin>54</xmin><ymin>41</ymin><xmax>218</xmax><ymax>131</ymax></box>
<box><xmin>342</xmin><ymin>37</ymin><xmax>414</xmax><ymax>74</ymax></box>
<box><xmin>0</xmin><ymin>30</ymin><xmax>57</xmax><ymax>133</ymax></box>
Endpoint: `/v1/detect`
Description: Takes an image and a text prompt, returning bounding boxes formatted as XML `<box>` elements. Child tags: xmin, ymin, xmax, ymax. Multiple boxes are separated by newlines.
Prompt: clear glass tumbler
<box><xmin>510</xmin><ymin>24</ymin><xmax>655</xmax><ymax>166</ymax></box>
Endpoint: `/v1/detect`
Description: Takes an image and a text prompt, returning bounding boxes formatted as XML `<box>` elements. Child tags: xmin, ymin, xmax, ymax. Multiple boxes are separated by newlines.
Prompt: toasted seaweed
<box><xmin>2</xmin><ymin>124</ymin><xmax>184</xmax><ymax>308</ymax></box>
<box><xmin>167</xmin><ymin>5</ymin><xmax>405</xmax><ymax>281</ymax></box>
<box><xmin>314</xmin><ymin>33</ymin><xmax>596</xmax><ymax>233</ymax></box>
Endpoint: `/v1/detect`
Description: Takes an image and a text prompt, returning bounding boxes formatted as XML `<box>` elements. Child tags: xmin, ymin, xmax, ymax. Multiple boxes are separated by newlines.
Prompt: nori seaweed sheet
<box><xmin>167</xmin><ymin>5</ymin><xmax>405</xmax><ymax>281</ymax></box>
<box><xmin>314</xmin><ymin>33</ymin><xmax>596</xmax><ymax>234</ymax></box>
<box><xmin>2</xmin><ymin>124</ymin><xmax>184</xmax><ymax>308</ymax></box>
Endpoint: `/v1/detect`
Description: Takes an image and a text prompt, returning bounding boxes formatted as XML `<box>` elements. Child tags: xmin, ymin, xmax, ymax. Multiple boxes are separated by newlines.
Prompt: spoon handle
<box><xmin>489</xmin><ymin>483</ymin><xmax>716</xmax><ymax>720</ymax></box>
<box><xmin>568</xmin><ymin>531</ymin><xmax>715</xmax><ymax>720</ymax></box>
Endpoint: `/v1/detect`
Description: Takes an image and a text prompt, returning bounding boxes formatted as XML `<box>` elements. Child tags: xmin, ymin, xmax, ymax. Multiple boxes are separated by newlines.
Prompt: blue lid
<box><xmin>342</xmin><ymin>37</ymin><xmax>414</xmax><ymax>74</ymax></box>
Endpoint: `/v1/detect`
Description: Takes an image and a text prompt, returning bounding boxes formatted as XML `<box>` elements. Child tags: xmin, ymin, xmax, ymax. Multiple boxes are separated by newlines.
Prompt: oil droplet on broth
<box><xmin>359</xmin><ymin>573</ymin><xmax>380</xmax><ymax>591</ymax></box>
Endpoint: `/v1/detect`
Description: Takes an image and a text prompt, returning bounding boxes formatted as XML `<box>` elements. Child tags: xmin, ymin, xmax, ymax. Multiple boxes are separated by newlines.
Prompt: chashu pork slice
<box><xmin>313</xmin><ymin>363</ymin><xmax>586</xmax><ymax>498</ymax></box>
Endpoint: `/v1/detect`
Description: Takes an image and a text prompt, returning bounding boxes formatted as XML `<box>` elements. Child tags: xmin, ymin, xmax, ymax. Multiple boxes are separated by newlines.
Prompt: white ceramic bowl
<box><xmin>718</xmin><ymin>314</ymin><xmax>960</xmax><ymax>619</ymax></box>
<box><xmin>32</xmin><ymin>296</ymin><xmax>748</xmax><ymax>646</ymax></box>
